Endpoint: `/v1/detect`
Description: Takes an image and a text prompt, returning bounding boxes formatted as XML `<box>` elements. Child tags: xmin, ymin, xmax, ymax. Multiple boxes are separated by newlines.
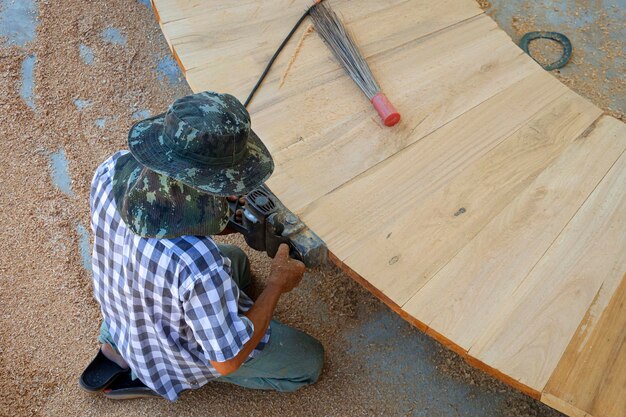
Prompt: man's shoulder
<box><xmin>158</xmin><ymin>235</ymin><xmax>225</xmax><ymax>275</ymax></box>
<box><xmin>90</xmin><ymin>150</ymin><xmax>129</xmax><ymax>205</ymax></box>
<box><xmin>94</xmin><ymin>150</ymin><xmax>129</xmax><ymax>181</ymax></box>
<box><xmin>156</xmin><ymin>235</ymin><xmax>229</xmax><ymax>296</ymax></box>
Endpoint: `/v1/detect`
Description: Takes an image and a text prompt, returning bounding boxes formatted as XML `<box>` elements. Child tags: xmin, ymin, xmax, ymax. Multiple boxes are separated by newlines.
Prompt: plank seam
<box><xmin>393</xmin><ymin>89</ymin><xmax>595</xmax><ymax>309</ymax></box>
<box><xmin>506</xmin><ymin>121</ymin><xmax>626</xmax><ymax>305</ymax></box>
<box><xmin>299</xmin><ymin>68</ymin><xmax>546</xmax><ymax>238</ymax></box>
<box><xmin>365</xmin><ymin>12</ymin><xmax>487</xmax><ymax>62</ymax></box>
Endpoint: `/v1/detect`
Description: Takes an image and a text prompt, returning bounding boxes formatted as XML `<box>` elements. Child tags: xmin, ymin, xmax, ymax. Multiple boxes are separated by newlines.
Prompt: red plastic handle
<box><xmin>371</xmin><ymin>92</ymin><xmax>400</xmax><ymax>127</ymax></box>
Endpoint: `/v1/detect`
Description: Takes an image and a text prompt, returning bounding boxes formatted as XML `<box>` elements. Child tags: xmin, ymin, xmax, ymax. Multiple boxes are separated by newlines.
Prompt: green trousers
<box><xmin>99</xmin><ymin>244</ymin><xmax>324</xmax><ymax>393</ymax></box>
<box><xmin>215</xmin><ymin>244</ymin><xmax>324</xmax><ymax>392</ymax></box>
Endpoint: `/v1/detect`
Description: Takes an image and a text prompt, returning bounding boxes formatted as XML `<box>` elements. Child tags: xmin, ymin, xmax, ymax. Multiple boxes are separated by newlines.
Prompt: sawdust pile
<box><xmin>280</xmin><ymin>24</ymin><xmax>315</xmax><ymax>88</ymax></box>
<box><xmin>0</xmin><ymin>1</ymin><xmax>182</xmax><ymax>415</ymax></box>
<box><xmin>0</xmin><ymin>1</ymin><xmax>567</xmax><ymax>416</ymax></box>
<box><xmin>526</xmin><ymin>38</ymin><xmax>567</xmax><ymax>68</ymax></box>
<box><xmin>476</xmin><ymin>0</ymin><xmax>492</xmax><ymax>10</ymax></box>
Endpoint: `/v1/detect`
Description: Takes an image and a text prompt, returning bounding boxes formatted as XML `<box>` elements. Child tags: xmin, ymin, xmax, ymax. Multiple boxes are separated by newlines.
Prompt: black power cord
<box><xmin>244</xmin><ymin>1</ymin><xmax>324</xmax><ymax>108</ymax></box>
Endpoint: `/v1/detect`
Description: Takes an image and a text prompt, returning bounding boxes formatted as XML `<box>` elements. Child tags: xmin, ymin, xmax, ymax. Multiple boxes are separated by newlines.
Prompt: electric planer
<box><xmin>226</xmin><ymin>185</ymin><xmax>327</xmax><ymax>268</ymax></box>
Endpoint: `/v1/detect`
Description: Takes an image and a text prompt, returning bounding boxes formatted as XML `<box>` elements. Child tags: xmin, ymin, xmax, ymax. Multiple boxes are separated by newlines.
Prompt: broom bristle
<box><xmin>310</xmin><ymin>2</ymin><xmax>380</xmax><ymax>100</ymax></box>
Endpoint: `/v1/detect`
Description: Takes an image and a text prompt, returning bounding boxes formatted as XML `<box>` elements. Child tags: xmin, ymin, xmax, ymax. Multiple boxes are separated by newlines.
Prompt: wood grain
<box><xmin>542</xmin><ymin>275</ymin><xmax>626</xmax><ymax>417</ymax></box>
<box><xmin>468</xmin><ymin>118</ymin><xmax>626</xmax><ymax>391</ymax></box>
<box><xmin>405</xmin><ymin>115</ymin><xmax>625</xmax><ymax>355</ymax></box>
<box><xmin>301</xmin><ymin>71</ymin><xmax>577</xmax><ymax>303</ymax></box>
<box><xmin>543</xmin><ymin>274</ymin><xmax>626</xmax><ymax>417</ymax></box>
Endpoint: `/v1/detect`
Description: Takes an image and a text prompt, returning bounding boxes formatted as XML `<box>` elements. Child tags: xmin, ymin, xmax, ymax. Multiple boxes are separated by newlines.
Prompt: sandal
<box><xmin>79</xmin><ymin>349</ymin><xmax>130</xmax><ymax>392</ymax></box>
<box><xmin>103</xmin><ymin>372</ymin><xmax>161</xmax><ymax>400</ymax></box>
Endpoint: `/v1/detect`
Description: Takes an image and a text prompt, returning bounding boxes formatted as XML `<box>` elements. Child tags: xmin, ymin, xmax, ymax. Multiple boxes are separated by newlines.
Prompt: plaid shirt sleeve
<box><xmin>181</xmin><ymin>265</ymin><xmax>255</xmax><ymax>363</ymax></box>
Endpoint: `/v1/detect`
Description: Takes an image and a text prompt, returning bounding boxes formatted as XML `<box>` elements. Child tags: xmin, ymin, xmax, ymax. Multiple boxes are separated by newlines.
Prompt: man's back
<box><xmin>89</xmin><ymin>151</ymin><xmax>268</xmax><ymax>400</ymax></box>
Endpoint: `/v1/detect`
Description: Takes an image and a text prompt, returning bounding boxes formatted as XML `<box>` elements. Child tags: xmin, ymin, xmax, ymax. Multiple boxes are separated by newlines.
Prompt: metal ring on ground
<box><xmin>519</xmin><ymin>31</ymin><xmax>572</xmax><ymax>71</ymax></box>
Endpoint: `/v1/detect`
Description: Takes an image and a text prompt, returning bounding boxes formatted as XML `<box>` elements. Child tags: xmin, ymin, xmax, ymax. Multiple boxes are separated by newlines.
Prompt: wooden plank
<box><xmin>298</xmin><ymin>71</ymin><xmax>573</xmax><ymax>302</ymax></box>
<box><xmin>152</xmin><ymin>0</ymin><xmax>264</xmax><ymax>24</ymax></box>
<box><xmin>541</xmin><ymin>395</ymin><xmax>593</xmax><ymax>417</ymax></box>
<box><xmin>404</xmin><ymin>116</ymin><xmax>626</xmax><ymax>389</ymax></box>
<box><xmin>329</xmin><ymin>253</ymin><xmax>545</xmax><ymax>401</ymax></box>
<box><xmin>161</xmin><ymin>0</ymin><xmax>482</xmax><ymax>97</ymax></box>
<box><xmin>542</xmin><ymin>270</ymin><xmax>625</xmax><ymax>417</ymax></box>
<box><xmin>261</xmin><ymin>15</ymin><xmax>540</xmax><ymax>211</ymax></box>
<box><xmin>468</xmin><ymin>118</ymin><xmax>626</xmax><ymax>392</ymax></box>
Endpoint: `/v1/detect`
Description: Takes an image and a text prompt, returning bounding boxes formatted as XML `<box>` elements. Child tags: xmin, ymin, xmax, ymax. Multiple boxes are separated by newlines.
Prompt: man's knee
<box><xmin>266</xmin><ymin>336</ymin><xmax>323</xmax><ymax>393</ymax></box>
<box><xmin>218</xmin><ymin>244</ymin><xmax>247</xmax><ymax>263</ymax></box>
<box><xmin>218</xmin><ymin>323</ymin><xmax>324</xmax><ymax>392</ymax></box>
<box><xmin>270</xmin><ymin>321</ymin><xmax>325</xmax><ymax>388</ymax></box>
<box><xmin>306</xmin><ymin>337</ymin><xmax>324</xmax><ymax>383</ymax></box>
<box><xmin>291</xmin><ymin>332</ymin><xmax>324</xmax><ymax>386</ymax></box>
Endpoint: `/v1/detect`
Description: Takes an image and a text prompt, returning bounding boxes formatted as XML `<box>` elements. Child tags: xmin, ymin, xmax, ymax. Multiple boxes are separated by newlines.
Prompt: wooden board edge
<box><xmin>328</xmin><ymin>250</ymin><xmax>542</xmax><ymax>401</ymax></box>
<box><xmin>170</xmin><ymin>44</ymin><xmax>187</xmax><ymax>75</ymax></box>
<box><xmin>150</xmin><ymin>0</ymin><xmax>161</xmax><ymax>23</ymax></box>
<box><xmin>463</xmin><ymin>355</ymin><xmax>541</xmax><ymax>400</ymax></box>
<box><xmin>328</xmin><ymin>251</ymin><xmax>429</xmax><ymax>333</ymax></box>
<box><xmin>541</xmin><ymin>392</ymin><xmax>593</xmax><ymax>417</ymax></box>
<box><xmin>151</xmin><ymin>2</ymin><xmax>187</xmax><ymax>76</ymax></box>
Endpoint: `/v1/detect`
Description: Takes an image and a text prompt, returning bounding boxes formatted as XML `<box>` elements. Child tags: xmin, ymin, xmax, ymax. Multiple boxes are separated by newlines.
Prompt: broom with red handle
<box><xmin>309</xmin><ymin>2</ymin><xmax>400</xmax><ymax>127</ymax></box>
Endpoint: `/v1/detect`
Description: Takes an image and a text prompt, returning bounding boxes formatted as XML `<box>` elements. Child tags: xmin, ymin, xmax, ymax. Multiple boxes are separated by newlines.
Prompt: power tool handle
<box><xmin>226</xmin><ymin>199</ymin><xmax>248</xmax><ymax>234</ymax></box>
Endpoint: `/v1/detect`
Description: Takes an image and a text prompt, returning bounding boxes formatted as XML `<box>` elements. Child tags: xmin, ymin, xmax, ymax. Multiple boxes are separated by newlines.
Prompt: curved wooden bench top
<box><xmin>151</xmin><ymin>1</ymin><xmax>626</xmax><ymax>416</ymax></box>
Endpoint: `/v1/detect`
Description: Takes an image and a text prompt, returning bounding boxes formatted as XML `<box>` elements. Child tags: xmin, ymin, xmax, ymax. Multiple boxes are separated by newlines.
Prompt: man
<box><xmin>80</xmin><ymin>91</ymin><xmax>324</xmax><ymax>401</ymax></box>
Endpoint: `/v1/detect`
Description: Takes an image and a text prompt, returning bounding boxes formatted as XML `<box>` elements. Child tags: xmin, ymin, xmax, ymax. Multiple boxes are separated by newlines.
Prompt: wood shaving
<box><xmin>280</xmin><ymin>24</ymin><xmax>315</xmax><ymax>88</ymax></box>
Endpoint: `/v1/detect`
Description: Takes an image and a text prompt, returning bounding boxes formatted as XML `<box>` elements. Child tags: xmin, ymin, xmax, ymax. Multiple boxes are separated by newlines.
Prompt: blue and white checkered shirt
<box><xmin>89</xmin><ymin>151</ymin><xmax>270</xmax><ymax>401</ymax></box>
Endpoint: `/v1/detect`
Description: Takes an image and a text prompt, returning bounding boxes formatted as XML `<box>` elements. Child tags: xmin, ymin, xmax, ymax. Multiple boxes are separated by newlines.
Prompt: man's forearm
<box><xmin>210</xmin><ymin>244</ymin><xmax>303</xmax><ymax>376</ymax></box>
<box><xmin>210</xmin><ymin>281</ymin><xmax>283</xmax><ymax>375</ymax></box>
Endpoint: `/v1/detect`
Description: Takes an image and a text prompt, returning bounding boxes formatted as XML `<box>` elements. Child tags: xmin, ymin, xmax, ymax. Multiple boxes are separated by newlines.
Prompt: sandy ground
<box><xmin>2</xmin><ymin>0</ymin><xmax>619</xmax><ymax>416</ymax></box>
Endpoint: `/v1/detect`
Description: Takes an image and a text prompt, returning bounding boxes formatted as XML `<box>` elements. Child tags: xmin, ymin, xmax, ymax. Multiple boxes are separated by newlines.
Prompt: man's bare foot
<box><xmin>101</xmin><ymin>343</ymin><xmax>129</xmax><ymax>369</ymax></box>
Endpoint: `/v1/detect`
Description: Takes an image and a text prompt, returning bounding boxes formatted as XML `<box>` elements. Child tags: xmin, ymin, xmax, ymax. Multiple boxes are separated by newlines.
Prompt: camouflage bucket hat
<box><xmin>127</xmin><ymin>91</ymin><xmax>274</xmax><ymax>197</ymax></box>
<box><xmin>112</xmin><ymin>152</ymin><xmax>230</xmax><ymax>238</ymax></box>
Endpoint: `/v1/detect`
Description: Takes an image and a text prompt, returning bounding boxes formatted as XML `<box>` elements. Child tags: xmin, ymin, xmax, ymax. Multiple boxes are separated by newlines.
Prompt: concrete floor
<box><xmin>485</xmin><ymin>0</ymin><xmax>625</xmax><ymax>117</ymax></box>
<box><xmin>1</xmin><ymin>0</ymin><xmax>621</xmax><ymax>415</ymax></box>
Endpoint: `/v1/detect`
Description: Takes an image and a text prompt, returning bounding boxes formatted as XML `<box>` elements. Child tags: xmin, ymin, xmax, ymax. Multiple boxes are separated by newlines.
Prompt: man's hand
<box><xmin>217</xmin><ymin>195</ymin><xmax>244</xmax><ymax>235</ymax></box>
<box><xmin>268</xmin><ymin>244</ymin><xmax>305</xmax><ymax>293</ymax></box>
